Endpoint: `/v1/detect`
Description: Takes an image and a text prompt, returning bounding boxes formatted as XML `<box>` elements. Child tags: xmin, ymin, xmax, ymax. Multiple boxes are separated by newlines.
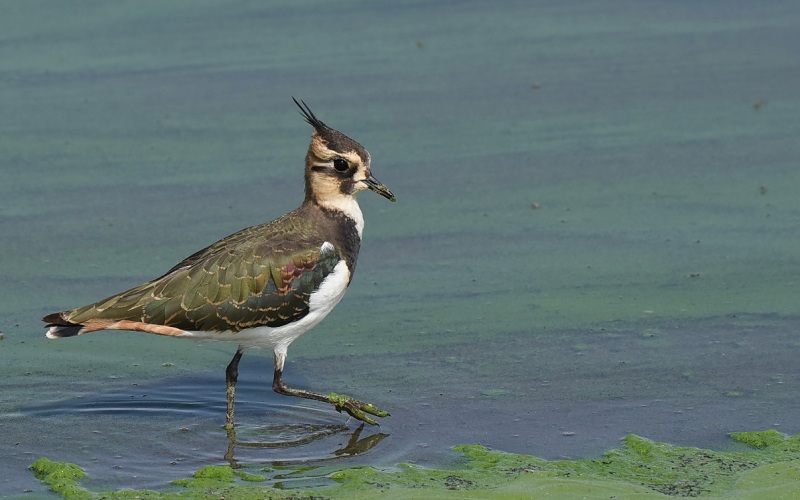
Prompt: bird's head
<box><xmin>294</xmin><ymin>98</ymin><xmax>395</xmax><ymax>208</ymax></box>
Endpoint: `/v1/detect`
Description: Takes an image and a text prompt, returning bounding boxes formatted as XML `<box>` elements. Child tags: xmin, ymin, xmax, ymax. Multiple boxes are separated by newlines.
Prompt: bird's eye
<box><xmin>333</xmin><ymin>158</ymin><xmax>349</xmax><ymax>172</ymax></box>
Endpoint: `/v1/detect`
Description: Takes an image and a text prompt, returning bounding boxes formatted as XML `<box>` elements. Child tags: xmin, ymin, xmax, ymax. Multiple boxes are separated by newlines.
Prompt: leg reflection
<box><xmin>225</xmin><ymin>423</ymin><xmax>389</xmax><ymax>466</ymax></box>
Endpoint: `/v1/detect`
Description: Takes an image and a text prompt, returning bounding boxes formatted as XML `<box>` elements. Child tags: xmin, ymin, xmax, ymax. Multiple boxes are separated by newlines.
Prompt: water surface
<box><xmin>2</xmin><ymin>0</ymin><xmax>799</xmax><ymax>496</ymax></box>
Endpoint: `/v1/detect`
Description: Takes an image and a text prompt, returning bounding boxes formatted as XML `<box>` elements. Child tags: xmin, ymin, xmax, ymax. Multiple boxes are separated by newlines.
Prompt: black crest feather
<box><xmin>292</xmin><ymin>97</ymin><xmax>328</xmax><ymax>131</ymax></box>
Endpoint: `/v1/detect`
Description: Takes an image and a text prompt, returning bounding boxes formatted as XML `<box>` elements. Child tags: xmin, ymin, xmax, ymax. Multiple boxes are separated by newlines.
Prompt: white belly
<box><xmin>179</xmin><ymin>259</ymin><xmax>351</xmax><ymax>353</ymax></box>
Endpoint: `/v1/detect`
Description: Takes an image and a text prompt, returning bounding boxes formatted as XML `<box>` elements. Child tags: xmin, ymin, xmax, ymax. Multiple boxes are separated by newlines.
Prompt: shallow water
<box><xmin>2</xmin><ymin>0</ymin><xmax>800</xmax><ymax>496</ymax></box>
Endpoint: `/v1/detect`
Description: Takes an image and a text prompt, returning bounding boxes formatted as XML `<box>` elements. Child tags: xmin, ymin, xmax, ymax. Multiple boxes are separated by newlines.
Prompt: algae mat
<box><xmin>29</xmin><ymin>431</ymin><xmax>800</xmax><ymax>498</ymax></box>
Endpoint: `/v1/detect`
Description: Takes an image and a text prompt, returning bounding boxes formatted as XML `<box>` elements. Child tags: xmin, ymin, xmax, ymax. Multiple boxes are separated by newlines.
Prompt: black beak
<box><xmin>364</xmin><ymin>175</ymin><xmax>396</xmax><ymax>202</ymax></box>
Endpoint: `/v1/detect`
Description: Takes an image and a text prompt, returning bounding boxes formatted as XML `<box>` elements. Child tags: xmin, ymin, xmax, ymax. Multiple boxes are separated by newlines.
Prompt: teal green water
<box><xmin>2</xmin><ymin>0</ymin><xmax>799</xmax><ymax>496</ymax></box>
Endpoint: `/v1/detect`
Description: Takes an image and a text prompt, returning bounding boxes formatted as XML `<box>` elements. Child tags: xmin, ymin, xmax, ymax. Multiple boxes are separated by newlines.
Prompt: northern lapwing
<box><xmin>43</xmin><ymin>98</ymin><xmax>394</xmax><ymax>429</ymax></box>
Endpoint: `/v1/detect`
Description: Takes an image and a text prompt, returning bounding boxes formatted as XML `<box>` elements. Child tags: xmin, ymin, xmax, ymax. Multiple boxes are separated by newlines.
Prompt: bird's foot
<box><xmin>327</xmin><ymin>392</ymin><xmax>389</xmax><ymax>425</ymax></box>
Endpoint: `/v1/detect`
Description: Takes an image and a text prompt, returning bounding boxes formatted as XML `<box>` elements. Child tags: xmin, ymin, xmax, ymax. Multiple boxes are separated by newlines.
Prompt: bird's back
<box><xmin>44</xmin><ymin>205</ymin><xmax>346</xmax><ymax>337</ymax></box>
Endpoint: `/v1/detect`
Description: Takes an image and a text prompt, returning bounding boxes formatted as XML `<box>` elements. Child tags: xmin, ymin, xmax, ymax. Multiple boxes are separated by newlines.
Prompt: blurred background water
<box><xmin>1</xmin><ymin>0</ymin><xmax>799</xmax><ymax>496</ymax></box>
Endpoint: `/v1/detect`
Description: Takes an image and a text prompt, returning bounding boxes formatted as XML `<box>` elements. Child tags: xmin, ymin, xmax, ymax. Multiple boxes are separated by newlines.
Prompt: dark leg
<box><xmin>271</xmin><ymin>349</ymin><xmax>389</xmax><ymax>425</ymax></box>
<box><xmin>225</xmin><ymin>346</ymin><xmax>245</xmax><ymax>431</ymax></box>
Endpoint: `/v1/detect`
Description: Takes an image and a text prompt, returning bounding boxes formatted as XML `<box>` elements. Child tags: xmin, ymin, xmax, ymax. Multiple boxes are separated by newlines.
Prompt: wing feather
<box><xmin>57</xmin><ymin>210</ymin><xmax>341</xmax><ymax>333</ymax></box>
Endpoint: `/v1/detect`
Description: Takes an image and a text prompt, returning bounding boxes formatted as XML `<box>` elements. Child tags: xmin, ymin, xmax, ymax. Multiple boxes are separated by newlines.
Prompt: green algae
<box><xmin>235</xmin><ymin>470</ymin><xmax>267</xmax><ymax>482</ymax></box>
<box><xmin>175</xmin><ymin>464</ymin><xmax>234</xmax><ymax>483</ymax></box>
<box><xmin>730</xmin><ymin>429</ymin><xmax>787</xmax><ymax>450</ymax></box>
<box><xmin>30</xmin><ymin>431</ymin><xmax>800</xmax><ymax>499</ymax></box>
<box><xmin>29</xmin><ymin>458</ymin><xmax>90</xmax><ymax>500</ymax></box>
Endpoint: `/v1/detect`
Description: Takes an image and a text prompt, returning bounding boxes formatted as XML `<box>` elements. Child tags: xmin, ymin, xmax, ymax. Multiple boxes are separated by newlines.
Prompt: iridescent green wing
<box><xmin>67</xmin><ymin>216</ymin><xmax>341</xmax><ymax>332</ymax></box>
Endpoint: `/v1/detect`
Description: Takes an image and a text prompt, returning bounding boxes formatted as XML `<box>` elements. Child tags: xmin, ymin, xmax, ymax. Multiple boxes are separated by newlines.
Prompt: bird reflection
<box><xmin>224</xmin><ymin>423</ymin><xmax>388</xmax><ymax>466</ymax></box>
<box><xmin>333</xmin><ymin>424</ymin><xmax>389</xmax><ymax>457</ymax></box>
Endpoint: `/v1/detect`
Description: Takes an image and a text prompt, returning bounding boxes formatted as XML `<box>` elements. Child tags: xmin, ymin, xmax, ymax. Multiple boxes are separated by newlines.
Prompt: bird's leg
<box><xmin>272</xmin><ymin>350</ymin><xmax>389</xmax><ymax>426</ymax></box>
<box><xmin>225</xmin><ymin>346</ymin><xmax>245</xmax><ymax>433</ymax></box>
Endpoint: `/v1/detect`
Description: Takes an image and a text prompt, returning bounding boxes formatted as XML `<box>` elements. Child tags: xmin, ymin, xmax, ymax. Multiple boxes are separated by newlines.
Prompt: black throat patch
<box><xmin>317</xmin><ymin>206</ymin><xmax>362</xmax><ymax>279</ymax></box>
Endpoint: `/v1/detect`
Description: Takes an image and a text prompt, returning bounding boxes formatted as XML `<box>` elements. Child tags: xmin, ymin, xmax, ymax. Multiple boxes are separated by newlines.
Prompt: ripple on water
<box><xmin>16</xmin><ymin>373</ymin><xmax>390</xmax><ymax>491</ymax></box>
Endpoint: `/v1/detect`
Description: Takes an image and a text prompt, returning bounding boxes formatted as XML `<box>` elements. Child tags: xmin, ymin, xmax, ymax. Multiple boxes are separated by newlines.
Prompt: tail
<box><xmin>43</xmin><ymin>312</ymin><xmax>83</xmax><ymax>338</ymax></box>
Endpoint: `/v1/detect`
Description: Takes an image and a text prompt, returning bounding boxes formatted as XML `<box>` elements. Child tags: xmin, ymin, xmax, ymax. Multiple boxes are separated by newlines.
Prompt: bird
<box><xmin>43</xmin><ymin>98</ymin><xmax>395</xmax><ymax>430</ymax></box>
